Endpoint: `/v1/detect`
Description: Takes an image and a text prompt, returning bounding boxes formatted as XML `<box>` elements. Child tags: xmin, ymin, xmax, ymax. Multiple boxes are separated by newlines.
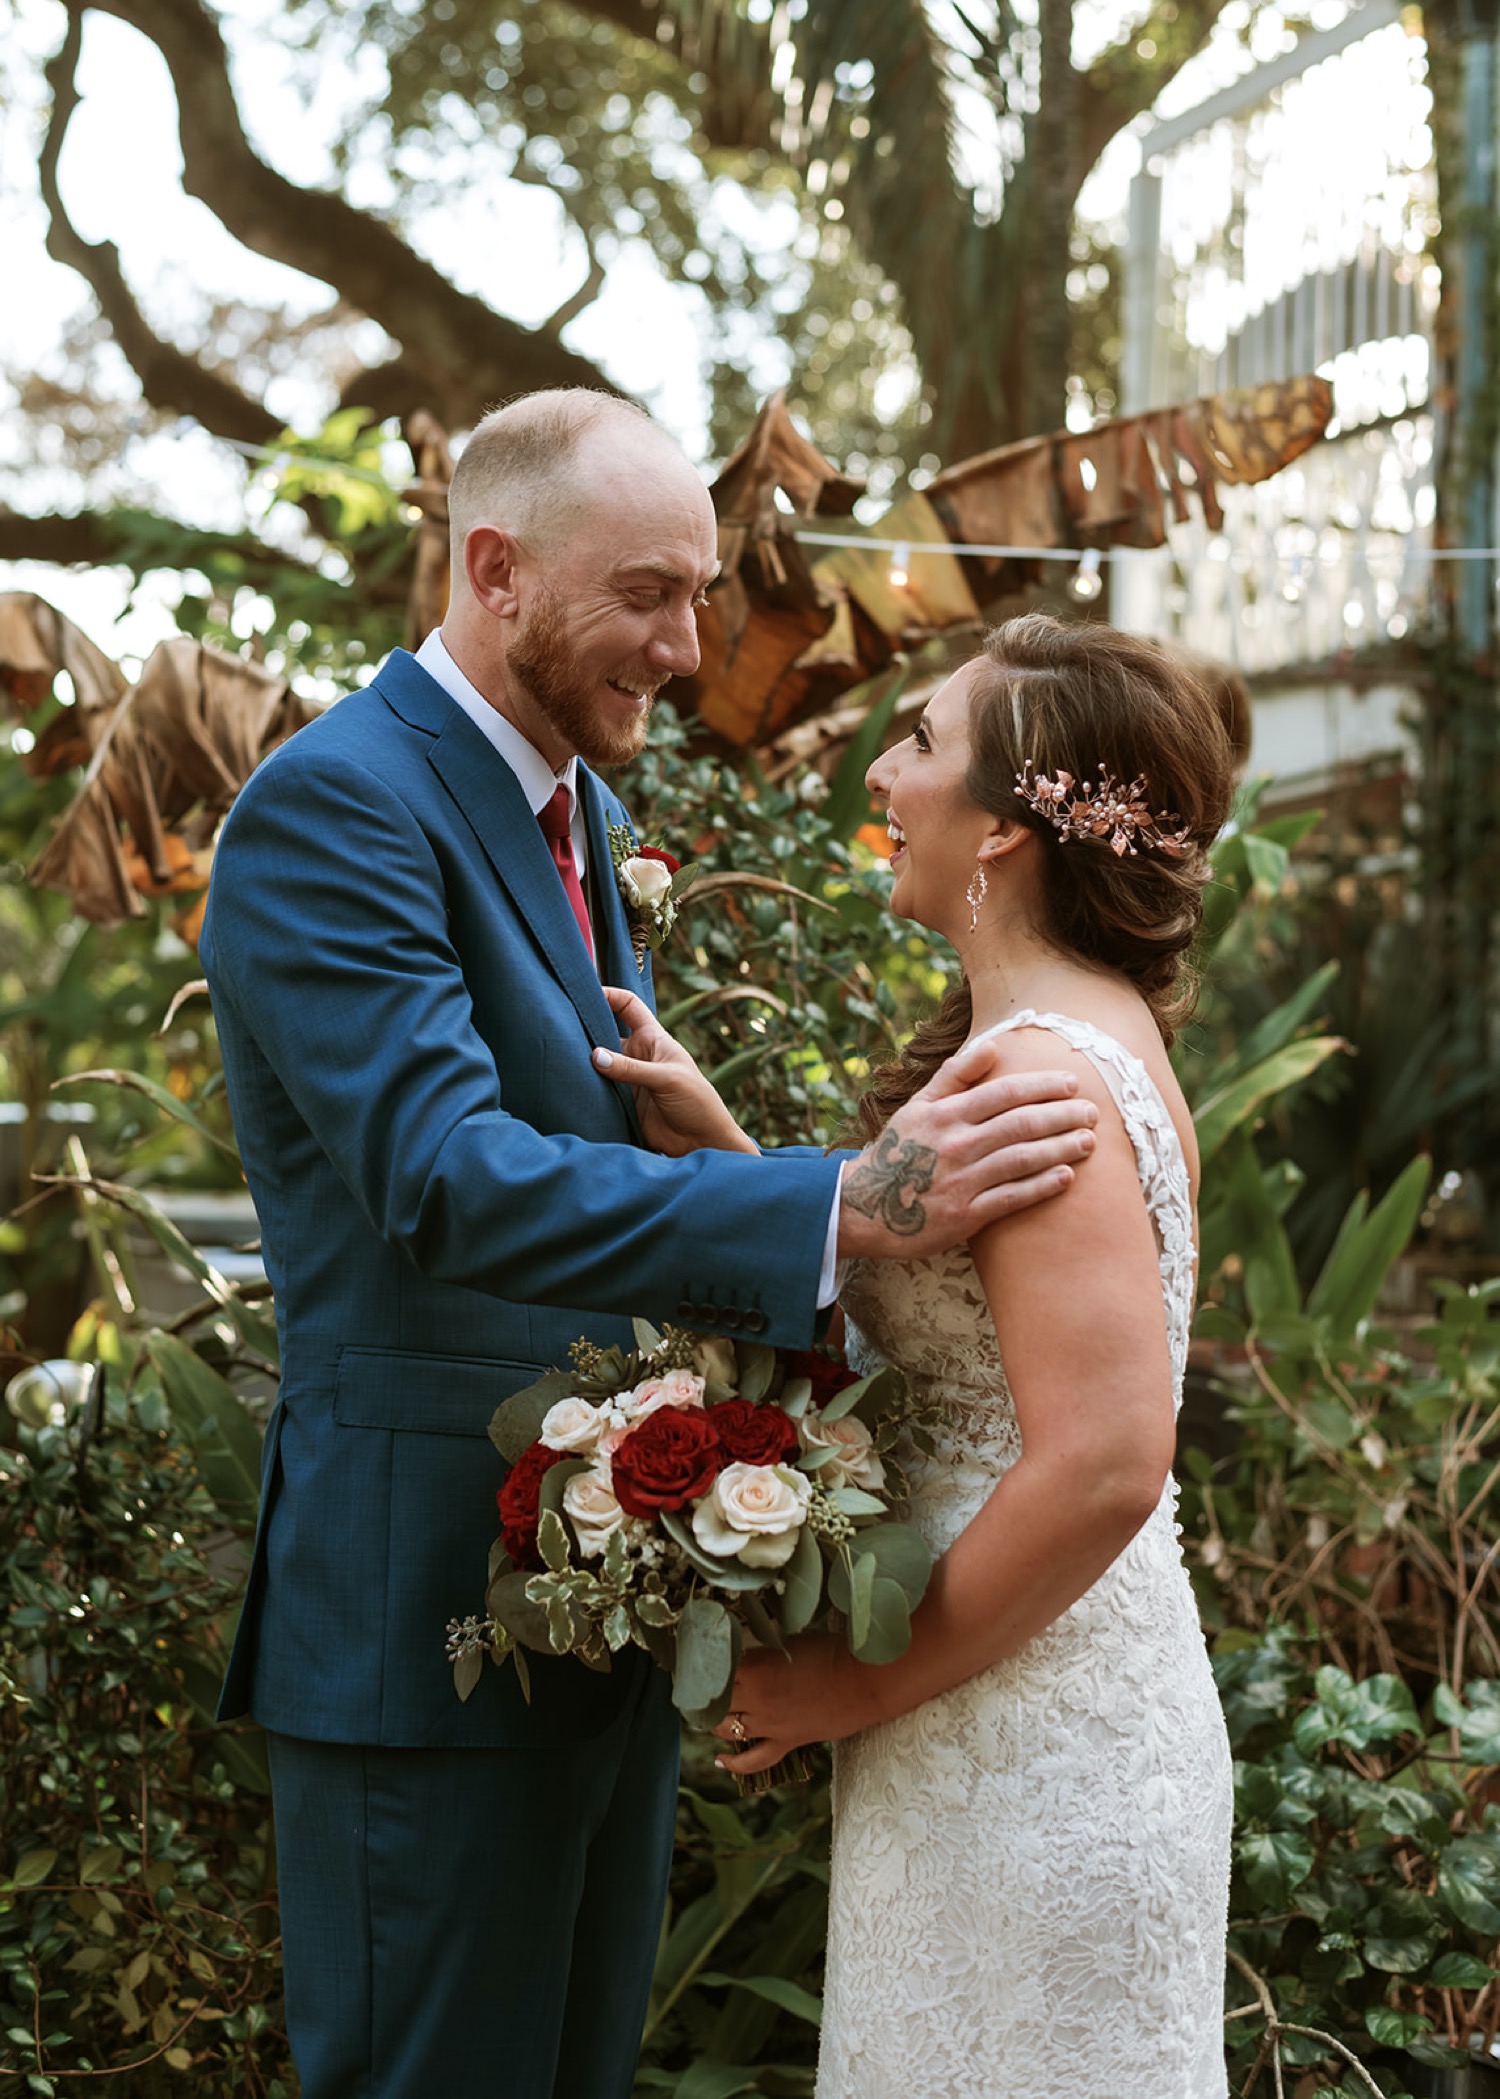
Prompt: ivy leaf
<box><xmin>1438</xmin><ymin>1838</ymin><xmax>1500</xmax><ymax>1933</ymax></box>
<box><xmin>1433</xmin><ymin>1679</ymin><xmax>1500</xmax><ymax>1765</ymax></box>
<box><xmin>1236</xmin><ymin>1828</ymin><xmax>1315</xmax><ymax>1906</ymax></box>
<box><xmin>1364</xmin><ymin>2007</ymin><xmax>1431</xmax><ymax>2049</ymax></box>
<box><xmin>1429</xmin><ymin>1951</ymin><xmax>1498</xmax><ymax>1988</ymax></box>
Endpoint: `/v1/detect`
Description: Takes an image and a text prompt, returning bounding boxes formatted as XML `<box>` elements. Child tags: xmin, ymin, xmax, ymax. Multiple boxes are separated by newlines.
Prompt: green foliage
<box><xmin>1180</xmin><ymin>1031</ymin><xmax>1500</xmax><ymax>2091</ymax></box>
<box><xmin>0</xmin><ymin>1359</ymin><xmax>287</xmax><ymax>2095</ymax></box>
<box><xmin>616</xmin><ymin>698</ymin><xmax>942</xmax><ymax>1151</ymax></box>
<box><xmin>636</xmin><ymin>1747</ymin><xmax>829</xmax><ymax>2098</ymax></box>
<box><xmin>0</xmin><ymin>748</ymin><xmax>232</xmax><ymax>1355</ymax></box>
<box><xmin>1187</xmin><ymin>759</ymin><xmax>1499</xmax><ymax>1274</ymax></box>
<box><xmin>1185</xmin><ymin>1274</ymin><xmax>1500</xmax><ymax>1689</ymax></box>
<box><xmin>1215</xmin><ymin>1627</ymin><xmax>1500</xmax><ymax>2093</ymax></box>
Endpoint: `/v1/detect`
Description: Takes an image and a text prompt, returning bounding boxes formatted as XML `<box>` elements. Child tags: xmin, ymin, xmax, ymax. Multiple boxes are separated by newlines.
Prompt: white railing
<box><xmin>1114</xmin><ymin>0</ymin><xmax>1439</xmax><ymax>671</ymax></box>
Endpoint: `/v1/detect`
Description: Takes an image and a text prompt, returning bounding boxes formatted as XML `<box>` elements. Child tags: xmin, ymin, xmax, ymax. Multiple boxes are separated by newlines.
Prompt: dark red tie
<box><xmin>536</xmin><ymin>785</ymin><xmax>594</xmax><ymax>962</ymax></box>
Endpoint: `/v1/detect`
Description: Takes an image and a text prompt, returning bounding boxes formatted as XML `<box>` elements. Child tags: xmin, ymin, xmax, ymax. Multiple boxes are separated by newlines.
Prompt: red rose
<box><xmin>636</xmin><ymin>843</ymin><xmax>680</xmax><ymax>876</ymax></box>
<box><xmin>497</xmin><ymin>1440</ymin><xmax>568</xmax><ymax>1569</ymax></box>
<box><xmin>710</xmin><ymin>1398</ymin><xmax>800</xmax><ymax>1467</ymax></box>
<box><xmin>612</xmin><ymin>1405</ymin><xmax>722</xmax><ymax>1516</ymax></box>
<box><xmin>782</xmin><ymin>1349</ymin><xmax>857</xmax><ymax>1411</ymax></box>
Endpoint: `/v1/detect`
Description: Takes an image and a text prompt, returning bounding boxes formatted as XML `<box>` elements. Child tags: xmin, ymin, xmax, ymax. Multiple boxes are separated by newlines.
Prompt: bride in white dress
<box><xmin>607</xmin><ymin>613</ymin><xmax>1236</xmax><ymax>2098</ymax></box>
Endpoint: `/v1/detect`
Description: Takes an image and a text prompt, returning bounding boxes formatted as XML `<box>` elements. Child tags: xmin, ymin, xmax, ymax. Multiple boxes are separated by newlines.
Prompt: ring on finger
<box><xmin>728</xmin><ymin>1711</ymin><xmax>749</xmax><ymax>1747</ymax></box>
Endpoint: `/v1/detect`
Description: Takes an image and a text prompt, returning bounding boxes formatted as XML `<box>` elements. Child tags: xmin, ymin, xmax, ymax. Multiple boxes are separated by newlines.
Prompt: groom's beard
<box><xmin>509</xmin><ymin>582</ymin><xmax>658</xmax><ymax>769</ymax></box>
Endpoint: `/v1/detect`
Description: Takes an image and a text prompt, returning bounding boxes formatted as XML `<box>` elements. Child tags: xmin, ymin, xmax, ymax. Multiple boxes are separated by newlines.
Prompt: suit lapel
<box><xmin>579</xmin><ymin>767</ymin><xmax>640</xmax><ymax>997</ymax></box>
<box><xmin>426</xmin><ymin>705</ymin><xmax>618</xmax><ymax>1052</ymax></box>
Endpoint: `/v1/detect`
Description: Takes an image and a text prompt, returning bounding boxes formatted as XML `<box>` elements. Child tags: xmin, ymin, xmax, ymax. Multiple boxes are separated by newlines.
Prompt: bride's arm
<box><xmin>716</xmin><ymin>1037</ymin><xmax>1178</xmax><ymax>1769</ymax></box>
<box><xmin>593</xmin><ymin>984</ymin><xmax>759</xmax><ymax>1156</ymax></box>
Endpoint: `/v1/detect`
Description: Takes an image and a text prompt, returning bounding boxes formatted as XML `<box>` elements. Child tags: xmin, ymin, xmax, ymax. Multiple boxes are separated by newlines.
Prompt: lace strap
<box><xmin>978</xmin><ymin>1009</ymin><xmax>1192</xmax><ymax>1242</ymax></box>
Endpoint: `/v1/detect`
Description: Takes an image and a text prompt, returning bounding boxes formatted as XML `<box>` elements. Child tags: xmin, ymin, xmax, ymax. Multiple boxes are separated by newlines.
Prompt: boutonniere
<box><xmin>608</xmin><ymin>824</ymin><xmax>699</xmax><ymax>967</ymax></box>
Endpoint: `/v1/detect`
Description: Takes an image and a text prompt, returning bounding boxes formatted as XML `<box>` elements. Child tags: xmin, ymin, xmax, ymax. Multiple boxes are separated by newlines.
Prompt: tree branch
<box><xmin>0</xmin><ymin>505</ymin><xmax>324</xmax><ymax>591</ymax></box>
<box><xmin>40</xmin><ymin>10</ymin><xmax>279</xmax><ymax>446</ymax></box>
<box><xmin>61</xmin><ymin>0</ymin><xmax>618</xmax><ymax>432</ymax></box>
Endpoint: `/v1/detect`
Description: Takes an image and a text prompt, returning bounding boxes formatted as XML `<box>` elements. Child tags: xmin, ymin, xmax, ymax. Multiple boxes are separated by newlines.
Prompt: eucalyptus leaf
<box><xmin>780</xmin><ymin>1522</ymin><xmax>826</xmax><ymax>1638</ymax></box>
<box><xmin>845</xmin><ymin>1548</ymin><xmax>875</xmax><ymax>1651</ymax></box>
<box><xmin>485</xmin><ymin>1570</ymin><xmax>555</xmax><ymax>1654</ymax></box>
<box><xmin>841</xmin><ymin>1521</ymin><xmax>931</xmax><ymax>1608</ymax></box>
<box><xmin>658</xmin><ymin>1508</ymin><xmax>777</xmax><ymax>1590</ymax></box>
<box><xmin>827</xmin><ymin>1484</ymin><xmax>888</xmax><ymax>1520</ymax></box>
<box><xmin>489</xmin><ymin>1370</ymin><xmax>573</xmax><ymax>1463</ymax></box>
<box><xmin>673</xmin><ymin>1597</ymin><xmax>736</xmax><ymax>1716</ymax></box>
<box><xmin>736</xmin><ymin>1342</ymin><xmax>777</xmax><ymax>1405</ymax></box>
<box><xmin>778</xmin><ymin>1375</ymin><xmax>813</xmax><ymax>1419</ymax></box>
<box><xmin>850</xmin><ymin>1574</ymin><xmax>912</xmax><ymax>1665</ymax></box>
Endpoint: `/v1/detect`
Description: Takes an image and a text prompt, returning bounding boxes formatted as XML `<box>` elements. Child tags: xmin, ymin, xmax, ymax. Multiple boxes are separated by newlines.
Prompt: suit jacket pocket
<box><xmin>332</xmin><ymin>1345</ymin><xmax>543</xmax><ymax>1438</ymax></box>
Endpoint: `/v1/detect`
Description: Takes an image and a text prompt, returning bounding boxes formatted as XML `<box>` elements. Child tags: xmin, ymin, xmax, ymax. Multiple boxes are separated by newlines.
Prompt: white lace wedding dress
<box><xmin>820</xmin><ymin>1012</ymin><xmax>1232</xmax><ymax>2099</ymax></box>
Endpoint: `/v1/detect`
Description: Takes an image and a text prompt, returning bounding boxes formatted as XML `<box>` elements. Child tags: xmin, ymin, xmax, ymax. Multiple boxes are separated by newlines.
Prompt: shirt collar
<box><xmin>414</xmin><ymin>628</ymin><xmax>580</xmax><ymax>821</ymax></box>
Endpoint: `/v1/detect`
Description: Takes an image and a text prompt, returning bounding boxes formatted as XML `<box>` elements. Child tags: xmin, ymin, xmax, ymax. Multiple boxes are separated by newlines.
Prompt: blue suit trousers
<box><xmin>266</xmin><ymin>1664</ymin><xmax>680</xmax><ymax>2099</ymax></box>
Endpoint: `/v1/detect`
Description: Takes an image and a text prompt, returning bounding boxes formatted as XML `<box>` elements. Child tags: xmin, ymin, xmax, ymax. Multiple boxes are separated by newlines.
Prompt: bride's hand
<box><xmin>711</xmin><ymin>1635</ymin><xmax>887</xmax><ymax>1775</ymax></box>
<box><xmin>594</xmin><ymin>986</ymin><xmax>758</xmax><ymax>1157</ymax></box>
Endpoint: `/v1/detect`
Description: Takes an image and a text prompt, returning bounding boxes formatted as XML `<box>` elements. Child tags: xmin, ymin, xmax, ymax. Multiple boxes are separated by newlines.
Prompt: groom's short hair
<box><xmin>448</xmin><ymin>389</ymin><xmax>659</xmax><ymax>560</ymax></box>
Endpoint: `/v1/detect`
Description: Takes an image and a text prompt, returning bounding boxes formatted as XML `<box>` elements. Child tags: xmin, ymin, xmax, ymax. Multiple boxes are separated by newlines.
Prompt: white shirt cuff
<box><xmin>816</xmin><ymin>1163</ymin><xmax>849</xmax><ymax>1309</ymax></box>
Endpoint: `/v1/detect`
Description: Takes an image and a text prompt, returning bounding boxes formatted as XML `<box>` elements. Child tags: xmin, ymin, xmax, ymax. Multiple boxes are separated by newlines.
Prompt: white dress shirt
<box><xmin>411</xmin><ymin>629</ymin><xmax>845</xmax><ymax>1308</ymax></box>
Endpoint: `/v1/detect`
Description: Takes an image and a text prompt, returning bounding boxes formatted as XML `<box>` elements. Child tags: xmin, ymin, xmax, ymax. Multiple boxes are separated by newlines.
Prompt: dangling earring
<box><xmin>966</xmin><ymin>862</ymin><xmax>988</xmax><ymax>932</ymax></box>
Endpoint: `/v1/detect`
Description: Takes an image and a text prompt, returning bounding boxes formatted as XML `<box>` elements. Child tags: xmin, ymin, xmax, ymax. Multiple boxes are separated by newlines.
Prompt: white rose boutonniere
<box><xmin>608</xmin><ymin>824</ymin><xmax>698</xmax><ymax>966</ymax></box>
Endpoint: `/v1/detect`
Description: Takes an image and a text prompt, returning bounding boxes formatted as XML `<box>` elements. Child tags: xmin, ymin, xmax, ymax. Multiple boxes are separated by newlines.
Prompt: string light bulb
<box><xmin>888</xmin><ymin>541</ymin><xmax>911</xmax><ymax>590</ymax></box>
<box><xmin>1068</xmin><ymin>548</ymin><xmax>1104</xmax><ymax>602</ymax></box>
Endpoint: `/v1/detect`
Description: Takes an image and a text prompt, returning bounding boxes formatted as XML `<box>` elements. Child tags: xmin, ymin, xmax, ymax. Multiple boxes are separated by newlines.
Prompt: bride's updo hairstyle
<box><xmin>854</xmin><ymin>613</ymin><xmax>1237</xmax><ymax>1140</ymax></box>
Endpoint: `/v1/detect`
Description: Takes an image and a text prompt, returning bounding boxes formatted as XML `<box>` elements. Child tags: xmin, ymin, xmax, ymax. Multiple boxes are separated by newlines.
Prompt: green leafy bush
<box><xmin>1216</xmin><ymin>1628</ymin><xmax>1500</xmax><ymax>2096</ymax></box>
<box><xmin>617</xmin><ymin>694</ymin><xmax>934</xmax><ymax>1150</ymax></box>
<box><xmin>0</xmin><ymin>1349</ymin><xmax>287</xmax><ymax>2095</ymax></box>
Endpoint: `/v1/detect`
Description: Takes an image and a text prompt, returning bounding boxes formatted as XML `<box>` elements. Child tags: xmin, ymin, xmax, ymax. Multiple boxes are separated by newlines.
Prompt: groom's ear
<box><xmin>463</xmin><ymin>527</ymin><xmax>524</xmax><ymax>622</ymax></box>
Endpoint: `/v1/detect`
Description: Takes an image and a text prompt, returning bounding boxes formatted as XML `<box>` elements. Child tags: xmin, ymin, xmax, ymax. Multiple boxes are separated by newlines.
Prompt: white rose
<box><xmin>625</xmin><ymin>1369</ymin><xmax>705</xmax><ymax>1421</ymax></box>
<box><xmin>800</xmin><ymin>1409</ymin><xmax>886</xmax><ymax>1493</ymax></box>
<box><xmin>620</xmin><ymin>856</ymin><xmax>674</xmax><ymax>909</ymax></box>
<box><xmin>562</xmin><ymin>1463</ymin><xmax>627</xmax><ymax>1557</ymax></box>
<box><xmin>691</xmin><ymin>1462</ymin><xmax>812</xmax><ymax>1569</ymax></box>
<box><xmin>539</xmin><ymin>1396</ymin><xmax>606</xmax><ymax>1453</ymax></box>
<box><xmin>691</xmin><ymin>1336</ymin><xmax>738</xmax><ymax>1388</ymax></box>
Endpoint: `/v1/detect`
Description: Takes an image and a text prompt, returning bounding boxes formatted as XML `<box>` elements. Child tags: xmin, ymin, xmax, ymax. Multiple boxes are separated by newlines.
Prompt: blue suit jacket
<box><xmin>200</xmin><ymin>649</ymin><xmax>840</xmax><ymax>1748</ymax></box>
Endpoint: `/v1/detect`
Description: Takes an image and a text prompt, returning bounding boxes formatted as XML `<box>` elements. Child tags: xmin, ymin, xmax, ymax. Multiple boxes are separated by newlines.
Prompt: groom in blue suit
<box><xmin>201</xmin><ymin>389</ymin><xmax>1094</xmax><ymax>2099</ymax></box>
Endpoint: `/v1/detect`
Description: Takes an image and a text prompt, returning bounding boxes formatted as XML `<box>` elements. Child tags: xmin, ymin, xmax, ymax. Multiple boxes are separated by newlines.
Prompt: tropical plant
<box><xmin>637</xmin><ymin>1742</ymin><xmax>829</xmax><ymax>2098</ymax></box>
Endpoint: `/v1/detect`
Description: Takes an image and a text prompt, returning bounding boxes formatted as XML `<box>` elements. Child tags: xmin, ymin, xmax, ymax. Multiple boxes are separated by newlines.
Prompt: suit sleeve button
<box><xmin>720</xmin><ymin>1308</ymin><xmax>743</xmax><ymax>1330</ymax></box>
<box><xmin>676</xmin><ymin>1300</ymin><xmax>698</xmax><ymax>1321</ymax></box>
<box><xmin>742</xmin><ymin>1308</ymin><xmax>767</xmax><ymax>1335</ymax></box>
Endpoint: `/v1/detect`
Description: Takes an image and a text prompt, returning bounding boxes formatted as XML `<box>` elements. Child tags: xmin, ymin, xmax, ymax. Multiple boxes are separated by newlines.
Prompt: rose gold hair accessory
<box><xmin>1015</xmin><ymin>760</ymin><xmax>1191</xmax><ymax>859</ymax></box>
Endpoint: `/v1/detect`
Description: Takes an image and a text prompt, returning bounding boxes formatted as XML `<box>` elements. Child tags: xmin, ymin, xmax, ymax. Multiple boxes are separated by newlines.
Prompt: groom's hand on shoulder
<box><xmin>836</xmin><ymin>1041</ymin><xmax>1097</xmax><ymax>1262</ymax></box>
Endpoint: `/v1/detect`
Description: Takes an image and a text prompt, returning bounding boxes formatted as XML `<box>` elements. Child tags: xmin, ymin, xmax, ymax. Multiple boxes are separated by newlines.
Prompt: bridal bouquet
<box><xmin>447</xmin><ymin>1322</ymin><xmax>932</xmax><ymax>1736</ymax></box>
